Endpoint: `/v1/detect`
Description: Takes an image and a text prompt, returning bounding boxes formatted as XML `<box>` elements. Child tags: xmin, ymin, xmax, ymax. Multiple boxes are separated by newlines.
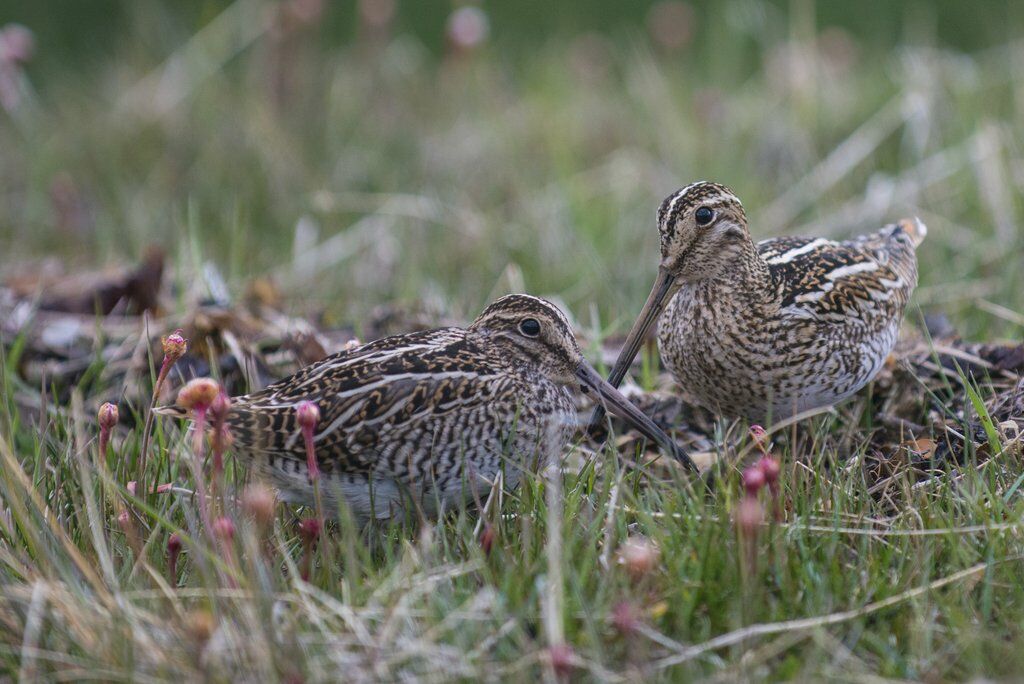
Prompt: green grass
<box><xmin>2</xmin><ymin>2</ymin><xmax>1024</xmax><ymax>680</ymax></box>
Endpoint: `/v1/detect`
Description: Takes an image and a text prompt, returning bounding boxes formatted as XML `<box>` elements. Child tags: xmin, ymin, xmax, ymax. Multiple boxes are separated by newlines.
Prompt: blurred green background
<box><xmin>1</xmin><ymin>0</ymin><xmax>1022</xmax><ymax>340</ymax></box>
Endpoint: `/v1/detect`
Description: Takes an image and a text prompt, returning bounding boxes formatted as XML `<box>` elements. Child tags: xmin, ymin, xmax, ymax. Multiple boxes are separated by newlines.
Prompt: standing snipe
<box><xmin>590</xmin><ymin>181</ymin><xmax>925</xmax><ymax>425</ymax></box>
<box><xmin>161</xmin><ymin>294</ymin><xmax>693</xmax><ymax>521</ymax></box>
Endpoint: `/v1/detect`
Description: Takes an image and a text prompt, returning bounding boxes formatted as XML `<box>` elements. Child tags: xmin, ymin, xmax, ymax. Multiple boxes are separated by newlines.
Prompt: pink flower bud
<box><xmin>296</xmin><ymin>401</ymin><xmax>321</xmax><ymax>481</ymax></box>
<box><xmin>735</xmin><ymin>495</ymin><xmax>763</xmax><ymax>539</ymax></box>
<box><xmin>479</xmin><ymin>523</ymin><xmax>496</xmax><ymax>556</ymax></box>
<box><xmin>98</xmin><ymin>402</ymin><xmax>119</xmax><ymax>430</ymax></box>
<box><xmin>210</xmin><ymin>392</ymin><xmax>232</xmax><ymax>423</ymax></box>
<box><xmin>742</xmin><ymin>465</ymin><xmax>765</xmax><ymax>496</ymax></box>
<box><xmin>618</xmin><ymin>535</ymin><xmax>660</xmax><ymax>580</ymax></box>
<box><xmin>298</xmin><ymin>516</ymin><xmax>322</xmax><ymax>582</ymax></box>
<box><xmin>610</xmin><ymin>601</ymin><xmax>640</xmax><ymax>634</ymax></box>
<box><xmin>212</xmin><ymin>516</ymin><xmax>235</xmax><ymax>541</ymax></box>
<box><xmin>749</xmin><ymin>424</ymin><xmax>768</xmax><ymax>445</ymax></box>
<box><xmin>446</xmin><ymin>6</ymin><xmax>489</xmax><ymax>53</ymax></box>
<box><xmin>176</xmin><ymin>378</ymin><xmax>221</xmax><ymax>412</ymax></box>
<box><xmin>298</xmin><ymin>517</ymin><xmax>322</xmax><ymax>546</ymax></box>
<box><xmin>757</xmin><ymin>456</ymin><xmax>780</xmax><ymax>487</ymax></box>
<box><xmin>296</xmin><ymin>400</ymin><xmax>320</xmax><ymax>430</ymax></box>
<box><xmin>97</xmin><ymin>402</ymin><xmax>118</xmax><ymax>455</ymax></box>
<box><xmin>547</xmin><ymin>643</ymin><xmax>576</xmax><ymax>678</ymax></box>
<box><xmin>161</xmin><ymin>330</ymin><xmax>187</xmax><ymax>363</ymax></box>
<box><xmin>0</xmin><ymin>24</ymin><xmax>34</xmax><ymax>65</ymax></box>
<box><xmin>167</xmin><ymin>532</ymin><xmax>183</xmax><ymax>584</ymax></box>
<box><xmin>242</xmin><ymin>484</ymin><xmax>277</xmax><ymax>529</ymax></box>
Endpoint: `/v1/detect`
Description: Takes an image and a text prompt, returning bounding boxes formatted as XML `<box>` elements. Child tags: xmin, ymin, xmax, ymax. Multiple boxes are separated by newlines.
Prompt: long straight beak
<box><xmin>587</xmin><ymin>266</ymin><xmax>678</xmax><ymax>435</ymax></box>
<box><xmin>576</xmin><ymin>360</ymin><xmax>696</xmax><ymax>473</ymax></box>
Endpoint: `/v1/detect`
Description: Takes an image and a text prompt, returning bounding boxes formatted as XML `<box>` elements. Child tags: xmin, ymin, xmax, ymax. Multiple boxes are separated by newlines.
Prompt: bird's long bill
<box><xmin>587</xmin><ymin>266</ymin><xmax>677</xmax><ymax>433</ymax></box>
<box><xmin>576</xmin><ymin>360</ymin><xmax>696</xmax><ymax>473</ymax></box>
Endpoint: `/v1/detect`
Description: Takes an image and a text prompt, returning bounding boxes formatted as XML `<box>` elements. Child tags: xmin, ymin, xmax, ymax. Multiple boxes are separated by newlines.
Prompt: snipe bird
<box><xmin>161</xmin><ymin>294</ymin><xmax>694</xmax><ymax>522</ymax></box>
<box><xmin>590</xmin><ymin>182</ymin><xmax>925</xmax><ymax>426</ymax></box>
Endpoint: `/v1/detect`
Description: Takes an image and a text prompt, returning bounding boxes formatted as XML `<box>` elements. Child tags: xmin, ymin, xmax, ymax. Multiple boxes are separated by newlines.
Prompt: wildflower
<box><xmin>479</xmin><ymin>522</ymin><xmax>496</xmax><ymax>556</ymax></box>
<box><xmin>749</xmin><ymin>424</ymin><xmax>770</xmax><ymax>454</ymax></box>
<box><xmin>209</xmin><ymin>392</ymin><xmax>232</xmax><ymax>475</ymax></box>
<box><xmin>618</xmin><ymin>535</ymin><xmax>660</xmax><ymax>580</ymax></box>
<box><xmin>242</xmin><ymin>483</ymin><xmax>277</xmax><ymax>532</ymax></box>
<box><xmin>446</xmin><ymin>6</ymin><xmax>489</xmax><ymax>54</ymax></box>
<box><xmin>735</xmin><ymin>495</ymin><xmax>763</xmax><ymax>540</ymax></box>
<box><xmin>176</xmin><ymin>377</ymin><xmax>221</xmax><ymax>452</ymax></box>
<box><xmin>117</xmin><ymin>508</ymin><xmax>141</xmax><ymax>555</ymax></box>
<box><xmin>736</xmin><ymin>465</ymin><xmax>766</xmax><ymax>578</ymax></box>
<box><xmin>140</xmin><ymin>329</ymin><xmax>189</xmax><ymax>475</ymax></box>
<box><xmin>167</xmin><ymin>533</ymin><xmax>183</xmax><ymax>584</ymax></box>
<box><xmin>0</xmin><ymin>24</ymin><xmax>34</xmax><ymax>112</ymax></box>
<box><xmin>757</xmin><ymin>455</ymin><xmax>783</xmax><ymax>522</ymax></box>
<box><xmin>298</xmin><ymin>516</ymin><xmax>322</xmax><ymax>582</ymax></box>
<box><xmin>212</xmin><ymin>516</ymin><xmax>235</xmax><ymax>542</ymax></box>
<box><xmin>0</xmin><ymin>24</ymin><xmax>34</xmax><ymax>65</ymax></box>
<box><xmin>156</xmin><ymin>330</ymin><xmax>187</xmax><ymax>397</ymax></box>
<box><xmin>610</xmin><ymin>600</ymin><xmax>640</xmax><ymax>635</ymax></box>
<box><xmin>97</xmin><ymin>402</ymin><xmax>118</xmax><ymax>454</ymax></box>
<box><xmin>742</xmin><ymin>465</ymin><xmax>765</xmax><ymax>497</ymax></box>
<box><xmin>546</xmin><ymin>643</ymin><xmax>577</xmax><ymax>679</ymax></box>
<box><xmin>296</xmin><ymin>401</ymin><xmax>321</xmax><ymax>482</ymax></box>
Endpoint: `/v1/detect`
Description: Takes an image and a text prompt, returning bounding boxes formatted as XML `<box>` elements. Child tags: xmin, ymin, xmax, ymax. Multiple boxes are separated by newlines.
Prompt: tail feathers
<box><xmin>897</xmin><ymin>216</ymin><xmax>927</xmax><ymax>248</ymax></box>
<box><xmin>153</xmin><ymin>405</ymin><xmax>189</xmax><ymax>419</ymax></box>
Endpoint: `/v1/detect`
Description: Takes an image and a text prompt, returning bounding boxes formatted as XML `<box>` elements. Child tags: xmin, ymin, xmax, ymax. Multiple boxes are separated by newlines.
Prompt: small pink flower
<box><xmin>742</xmin><ymin>465</ymin><xmax>765</xmax><ymax>496</ymax></box>
<box><xmin>610</xmin><ymin>601</ymin><xmax>640</xmax><ymax>634</ymax></box>
<box><xmin>547</xmin><ymin>643</ymin><xmax>577</xmax><ymax>679</ymax></box>
<box><xmin>298</xmin><ymin>517</ymin><xmax>321</xmax><ymax>545</ymax></box>
<box><xmin>161</xmin><ymin>330</ymin><xmax>187</xmax><ymax>363</ymax></box>
<box><xmin>212</xmin><ymin>516</ymin><xmax>235</xmax><ymax>542</ymax></box>
<box><xmin>176</xmin><ymin>378</ymin><xmax>222</xmax><ymax>452</ymax></box>
<box><xmin>176</xmin><ymin>378</ymin><xmax>219</xmax><ymax>412</ymax></box>
<box><xmin>0</xmin><ymin>25</ymin><xmax>34</xmax><ymax>65</ymax></box>
<box><xmin>97</xmin><ymin>402</ymin><xmax>118</xmax><ymax>454</ymax></box>
<box><xmin>757</xmin><ymin>455</ymin><xmax>783</xmax><ymax>522</ymax></box>
<box><xmin>479</xmin><ymin>523</ymin><xmax>496</xmax><ymax>556</ymax></box>
<box><xmin>167</xmin><ymin>533</ymin><xmax>183</xmax><ymax>583</ymax></box>
<box><xmin>735</xmin><ymin>495</ymin><xmax>763</xmax><ymax>539</ymax></box>
<box><xmin>298</xmin><ymin>516</ymin><xmax>322</xmax><ymax>582</ymax></box>
<box><xmin>618</xmin><ymin>535</ymin><xmax>660</xmax><ymax>580</ymax></box>
<box><xmin>446</xmin><ymin>6</ymin><xmax>489</xmax><ymax>53</ymax></box>
<box><xmin>749</xmin><ymin>424</ymin><xmax>768</xmax><ymax>446</ymax></box>
<box><xmin>758</xmin><ymin>456</ymin><xmax>780</xmax><ymax>487</ymax></box>
<box><xmin>209</xmin><ymin>392</ymin><xmax>232</xmax><ymax>474</ymax></box>
<box><xmin>242</xmin><ymin>483</ymin><xmax>277</xmax><ymax>530</ymax></box>
<box><xmin>296</xmin><ymin>401</ymin><xmax>321</xmax><ymax>482</ymax></box>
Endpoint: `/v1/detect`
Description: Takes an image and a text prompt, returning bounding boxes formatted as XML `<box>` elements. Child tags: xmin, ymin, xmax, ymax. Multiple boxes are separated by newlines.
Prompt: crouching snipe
<box><xmin>591</xmin><ymin>181</ymin><xmax>925</xmax><ymax>425</ymax></box>
<box><xmin>160</xmin><ymin>294</ymin><xmax>693</xmax><ymax>522</ymax></box>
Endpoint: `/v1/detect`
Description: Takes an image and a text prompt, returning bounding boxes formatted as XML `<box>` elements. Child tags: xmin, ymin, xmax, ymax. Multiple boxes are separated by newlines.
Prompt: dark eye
<box><xmin>694</xmin><ymin>206</ymin><xmax>714</xmax><ymax>226</ymax></box>
<box><xmin>518</xmin><ymin>318</ymin><xmax>541</xmax><ymax>337</ymax></box>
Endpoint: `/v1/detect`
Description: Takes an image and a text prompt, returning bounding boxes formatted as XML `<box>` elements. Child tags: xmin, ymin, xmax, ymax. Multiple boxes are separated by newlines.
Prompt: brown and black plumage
<box><xmin>161</xmin><ymin>294</ymin><xmax>693</xmax><ymax>521</ymax></box>
<box><xmin>590</xmin><ymin>181</ymin><xmax>925</xmax><ymax>425</ymax></box>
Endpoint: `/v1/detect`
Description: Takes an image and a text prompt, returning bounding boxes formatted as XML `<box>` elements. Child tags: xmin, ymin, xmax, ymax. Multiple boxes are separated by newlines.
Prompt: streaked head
<box><xmin>470</xmin><ymin>294</ymin><xmax>582</xmax><ymax>383</ymax></box>
<box><xmin>657</xmin><ymin>181</ymin><xmax>748</xmax><ymax>282</ymax></box>
<box><xmin>587</xmin><ymin>182</ymin><xmax>748</xmax><ymax>437</ymax></box>
<box><xmin>471</xmin><ymin>294</ymin><xmax>695</xmax><ymax>470</ymax></box>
